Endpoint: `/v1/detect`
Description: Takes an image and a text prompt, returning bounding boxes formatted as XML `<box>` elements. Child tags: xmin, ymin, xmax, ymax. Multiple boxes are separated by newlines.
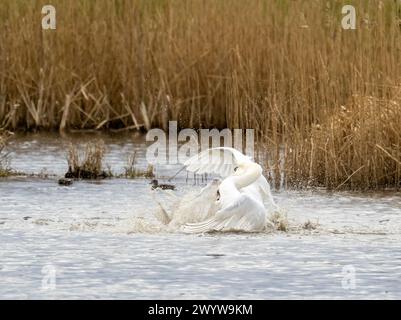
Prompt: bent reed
<box><xmin>1</xmin><ymin>0</ymin><xmax>401</xmax><ymax>189</ymax></box>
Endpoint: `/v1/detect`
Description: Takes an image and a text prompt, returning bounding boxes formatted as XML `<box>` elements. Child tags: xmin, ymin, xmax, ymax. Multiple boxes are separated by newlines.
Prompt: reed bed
<box><xmin>124</xmin><ymin>151</ymin><xmax>155</xmax><ymax>178</ymax></box>
<box><xmin>66</xmin><ymin>140</ymin><xmax>109</xmax><ymax>178</ymax></box>
<box><xmin>0</xmin><ymin>0</ymin><xmax>401</xmax><ymax>189</ymax></box>
<box><xmin>285</xmin><ymin>94</ymin><xmax>401</xmax><ymax>189</ymax></box>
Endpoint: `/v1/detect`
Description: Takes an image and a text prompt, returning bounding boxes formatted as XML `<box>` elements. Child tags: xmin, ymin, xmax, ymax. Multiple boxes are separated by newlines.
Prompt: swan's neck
<box><xmin>219</xmin><ymin>163</ymin><xmax>262</xmax><ymax>206</ymax></box>
<box><xmin>231</xmin><ymin>163</ymin><xmax>262</xmax><ymax>189</ymax></box>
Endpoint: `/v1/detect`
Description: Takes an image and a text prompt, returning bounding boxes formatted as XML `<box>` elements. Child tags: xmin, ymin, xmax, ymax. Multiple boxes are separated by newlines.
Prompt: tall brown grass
<box><xmin>1</xmin><ymin>0</ymin><xmax>401</xmax><ymax>189</ymax></box>
<box><xmin>66</xmin><ymin>140</ymin><xmax>108</xmax><ymax>178</ymax></box>
<box><xmin>285</xmin><ymin>95</ymin><xmax>401</xmax><ymax>189</ymax></box>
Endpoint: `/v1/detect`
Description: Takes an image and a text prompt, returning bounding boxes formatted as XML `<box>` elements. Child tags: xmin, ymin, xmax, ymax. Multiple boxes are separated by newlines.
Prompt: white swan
<box><xmin>181</xmin><ymin>147</ymin><xmax>277</xmax><ymax>233</ymax></box>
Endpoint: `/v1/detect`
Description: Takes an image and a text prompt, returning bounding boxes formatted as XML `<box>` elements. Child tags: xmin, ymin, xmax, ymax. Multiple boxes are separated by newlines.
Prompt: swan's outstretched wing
<box><xmin>253</xmin><ymin>176</ymin><xmax>278</xmax><ymax>209</ymax></box>
<box><xmin>181</xmin><ymin>194</ymin><xmax>264</xmax><ymax>233</ymax></box>
<box><xmin>184</xmin><ymin>147</ymin><xmax>252</xmax><ymax>177</ymax></box>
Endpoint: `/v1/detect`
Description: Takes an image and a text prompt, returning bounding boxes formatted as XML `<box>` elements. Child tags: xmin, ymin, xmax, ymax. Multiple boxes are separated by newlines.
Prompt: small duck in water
<box><xmin>150</xmin><ymin>179</ymin><xmax>176</xmax><ymax>190</ymax></box>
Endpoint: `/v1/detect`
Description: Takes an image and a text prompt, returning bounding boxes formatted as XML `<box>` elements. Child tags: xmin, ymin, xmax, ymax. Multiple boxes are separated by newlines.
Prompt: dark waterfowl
<box><xmin>150</xmin><ymin>179</ymin><xmax>176</xmax><ymax>190</ymax></box>
<box><xmin>58</xmin><ymin>178</ymin><xmax>74</xmax><ymax>186</ymax></box>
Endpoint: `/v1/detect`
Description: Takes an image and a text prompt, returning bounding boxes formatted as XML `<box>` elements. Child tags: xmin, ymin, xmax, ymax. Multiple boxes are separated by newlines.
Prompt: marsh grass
<box><xmin>285</xmin><ymin>95</ymin><xmax>401</xmax><ymax>190</ymax></box>
<box><xmin>124</xmin><ymin>151</ymin><xmax>155</xmax><ymax>178</ymax></box>
<box><xmin>1</xmin><ymin>0</ymin><xmax>401</xmax><ymax>189</ymax></box>
<box><xmin>66</xmin><ymin>140</ymin><xmax>110</xmax><ymax>179</ymax></box>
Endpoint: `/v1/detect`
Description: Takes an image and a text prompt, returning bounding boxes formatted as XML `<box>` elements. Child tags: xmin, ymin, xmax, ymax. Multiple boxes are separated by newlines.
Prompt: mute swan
<box><xmin>181</xmin><ymin>147</ymin><xmax>277</xmax><ymax>233</ymax></box>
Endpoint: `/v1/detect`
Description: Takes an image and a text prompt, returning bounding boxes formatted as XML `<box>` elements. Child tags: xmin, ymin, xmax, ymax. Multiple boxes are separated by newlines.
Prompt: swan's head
<box><xmin>233</xmin><ymin>162</ymin><xmax>262</xmax><ymax>177</ymax></box>
<box><xmin>233</xmin><ymin>163</ymin><xmax>246</xmax><ymax>176</ymax></box>
<box><xmin>231</xmin><ymin>162</ymin><xmax>263</xmax><ymax>189</ymax></box>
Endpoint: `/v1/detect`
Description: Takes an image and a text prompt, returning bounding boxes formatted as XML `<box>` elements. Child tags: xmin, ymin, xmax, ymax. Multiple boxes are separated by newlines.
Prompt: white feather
<box><xmin>181</xmin><ymin>194</ymin><xmax>266</xmax><ymax>233</ymax></box>
<box><xmin>184</xmin><ymin>147</ymin><xmax>251</xmax><ymax>178</ymax></box>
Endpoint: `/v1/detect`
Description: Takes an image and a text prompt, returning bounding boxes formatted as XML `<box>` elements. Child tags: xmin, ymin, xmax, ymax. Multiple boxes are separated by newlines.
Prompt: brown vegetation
<box><xmin>124</xmin><ymin>151</ymin><xmax>155</xmax><ymax>178</ymax></box>
<box><xmin>285</xmin><ymin>95</ymin><xmax>401</xmax><ymax>189</ymax></box>
<box><xmin>1</xmin><ymin>1</ymin><xmax>401</xmax><ymax>189</ymax></box>
<box><xmin>66</xmin><ymin>140</ymin><xmax>110</xmax><ymax>179</ymax></box>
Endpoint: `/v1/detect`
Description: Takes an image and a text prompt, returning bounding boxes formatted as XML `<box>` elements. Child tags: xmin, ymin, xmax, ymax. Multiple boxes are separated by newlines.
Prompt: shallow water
<box><xmin>1</xmin><ymin>133</ymin><xmax>401</xmax><ymax>299</ymax></box>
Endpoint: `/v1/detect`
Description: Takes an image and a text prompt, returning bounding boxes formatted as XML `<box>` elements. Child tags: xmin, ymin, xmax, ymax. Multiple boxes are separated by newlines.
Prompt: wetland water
<box><xmin>1</xmin><ymin>133</ymin><xmax>401</xmax><ymax>299</ymax></box>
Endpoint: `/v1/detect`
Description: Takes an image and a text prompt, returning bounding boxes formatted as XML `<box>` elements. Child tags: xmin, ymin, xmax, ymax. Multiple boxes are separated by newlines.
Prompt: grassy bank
<box><xmin>1</xmin><ymin>0</ymin><xmax>401</xmax><ymax>189</ymax></box>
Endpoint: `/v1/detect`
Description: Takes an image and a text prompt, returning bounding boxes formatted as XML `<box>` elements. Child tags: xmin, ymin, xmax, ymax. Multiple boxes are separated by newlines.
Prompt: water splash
<box><xmin>151</xmin><ymin>179</ymin><xmax>221</xmax><ymax>229</ymax></box>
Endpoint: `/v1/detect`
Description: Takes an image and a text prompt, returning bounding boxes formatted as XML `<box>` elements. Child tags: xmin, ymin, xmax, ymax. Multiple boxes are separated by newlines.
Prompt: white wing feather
<box><xmin>184</xmin><ymin>147</ymin><xmax>252</xmax><ymax>178</ymax></box>
<box><xmin>253</xmin><ymin>175</ymin><xmax>278</xmax><ymax>210</ymax></box>
<box><xmin>181</xmin><ymin>194</ymin><xmax>265</xmax><ymax>233</ymax></box>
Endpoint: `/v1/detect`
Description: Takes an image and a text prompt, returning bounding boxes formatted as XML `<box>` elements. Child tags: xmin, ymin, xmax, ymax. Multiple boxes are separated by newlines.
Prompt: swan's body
<box><xmin>242</xmin><ymin>175</ymin><xmax>279</xmax><ymax>212</ymax></box>
<box><xmin>181</xmin><ymin>147</ymin><xmax>277</xmax><ymax>233</ymax></box>
<box><xmin>181</xmin><ymin>175</ymin><xmax>267</xmax><ymax>233</ymax></box>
